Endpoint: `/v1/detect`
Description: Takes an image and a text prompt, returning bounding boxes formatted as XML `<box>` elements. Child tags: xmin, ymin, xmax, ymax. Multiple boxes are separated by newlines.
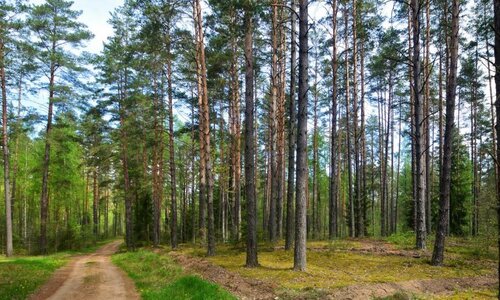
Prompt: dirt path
<box><xmin>170</xmin><ymin>252</ymin><xmax>277</xmax><ymax>300</ymax></box>
<box><xmin>29</xmin><ymin>240</ymin><xmax>140</xmax><ymax>300</ymax></box>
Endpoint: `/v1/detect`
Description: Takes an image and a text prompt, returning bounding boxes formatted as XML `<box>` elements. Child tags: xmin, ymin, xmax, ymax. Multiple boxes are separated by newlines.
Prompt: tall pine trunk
<box><xmin>494</xmin><ymin>0</ymin><xmax>500</xmax><ymax>294</ymax></box>
<box><xmin>329</xmin><ymin>0</ymin><xmax>339</xmax><ymax>239</ymax></box>
<box><xmin>40</xmin><ymin>56</ymin><xmax>55</xmax><ymax>254</ymax></box>
<box><xmin>285</xmin><ymin>0</ymin><xmax>297</xmax><ymax>250</ymax></box>
<box><xmin>294</xmin><ymin>0</ymin><xmax>308</xmax><ymax>272</ymax></box>
<box><xmin>168</xmin><ymin>51</ymin><xmax>177</xmax><ymax>249</ymax></box>
<box><xmin>411</xmin><ymin>0</ymin><xmax>427</xmax><ymax>249</ymax></box>
<box><xmin>1</xmin><ymin>41</ymin><xmax>12</xmax><ymax>256</ymax></box>
<box><xmin>432</xmin><ymin>0</ymin><xmax>459</xmax><ymax>265</ymax></box>
<box><xmin>244</xmin><ymin>2</ymin><xmax>258</xmax><ymax>267</ymax></box>
<box><xmin>194</xmin><ymin>0</ymin><xmax>215</xmax><ymax>256</ymax></box>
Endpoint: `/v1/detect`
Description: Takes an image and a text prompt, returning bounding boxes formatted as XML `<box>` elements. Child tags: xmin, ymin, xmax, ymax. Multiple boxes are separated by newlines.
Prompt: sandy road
<box><xmin>29</xmin><ymin>240</ymin><xmax>140</xmax><ymax>300</ymax></box>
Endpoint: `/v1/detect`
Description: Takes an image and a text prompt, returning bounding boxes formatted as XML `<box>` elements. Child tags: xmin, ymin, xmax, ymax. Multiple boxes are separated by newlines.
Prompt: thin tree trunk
<box><xmin>269</xmin><ymin>0</ymin><xmax>280</xmax><ymax>243</ymax></box>
<box><xmin>40</xmin><ymin>54</ymin><xmax>56</xmax><ymax>254</ymax></box>
<box><xmin>344</xmin><ymin>6</ymin><xmax>354</xmax><ymax>238</ymax></box>
<box><xmin>194</xmin><ymin>0</ymin><xmax>206</xmax><ymax>244</ymax></box>
<box><xmin>493</xmin><ymin>0</ymin><xmax>500</xmax><ymax>294</ymax></box>
<box><xmin>312</xmin><ymin>44</ymin><xmax>319</xmax><ymax>239</ymax></box>
<box><xmin>93</xmin><ymin>168</ymin><xmax>99</xmax><ymax>238</ymax></box>
<box><xmin>152</xmin><ymin>72</ymin><xmax>161</xmax><ymax>247</ymax></box>
<box><xmin>229</xmin><ymin>17</ymin><xmax>241</xmax><ymax>241</ymax></box>
<box><xmin>285</xmin><ymin>0</ymin><xmax>297</xmax><ymax>250</ymax></box>
<box><xmin>329</xmin><ymin>0</ymin><xmax>339</xmax><ymax>240</ymax></box>
<box><xmin>424</xmin><ymin>0</ymin><xmax>432</xmax><ymax>234</ymax></box>
<box><xmin>1</xmin><ymin>42</ymin><xmax>12</xmax><ymax>256</ymax></box>
<box><xmin>168</xmin><ymin>51</ymin><xmax>177</xmax><ymax>249</ymax></box>
<box><xmin>352</xmin><ymin>0</ymin><xmax>362</xmax><ymax>237</ymax></box>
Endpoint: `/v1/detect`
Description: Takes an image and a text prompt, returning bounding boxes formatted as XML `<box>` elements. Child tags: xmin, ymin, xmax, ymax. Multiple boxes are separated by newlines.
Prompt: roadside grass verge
<box><xmin>0</xmin><ymin>253</ymin><xmax>68</xmax><ymax>300</ymax></box>
<box><xmin>112</xmin><ymin>248</ymin><xmax>236</xmax><ymax>300</ymax></box>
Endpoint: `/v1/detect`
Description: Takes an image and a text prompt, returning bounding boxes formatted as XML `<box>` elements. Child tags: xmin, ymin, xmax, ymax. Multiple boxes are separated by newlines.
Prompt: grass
<box><xmin>0</xmin><ymin>253</ymin><xmax>68</xmax><ymax>300</ymax></box>
<box><xmin>176</xmin><ymin>237</ymin><xmax>496</xmax><ymax>296</ymax></box>
<box><xmin>112</xmin><ymin>248</ymin><xmax>236</xmax><ymax>300</ymax></box>
<box><xmin>0</xmin><ymin>238</ymin><xmax>120</xmax><ymax>300</ymax></box>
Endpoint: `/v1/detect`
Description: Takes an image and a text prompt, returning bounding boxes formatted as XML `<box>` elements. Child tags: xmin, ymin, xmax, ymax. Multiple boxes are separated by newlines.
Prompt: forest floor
<box><xmin>167</xmin><ymin>235</ymin><xmax>498</xmax><ymax>299</ymax></box>
<box><xmin>28</xmin><ymin>240</ymin><xmax>140</xmax><ymax>300</ymax></box>
<box><xmin>1</xmin><ymin>236</ymin><xmax>497</xmax><ymax>299</ymax></box>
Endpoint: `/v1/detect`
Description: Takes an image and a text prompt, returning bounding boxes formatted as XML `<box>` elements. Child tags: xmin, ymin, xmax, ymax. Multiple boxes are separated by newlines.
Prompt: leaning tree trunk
<box><xmin>294</xmin><ymin>0</ymin><xmax>308</xmax><ymax>272</ymax></box>
<box><xmin>432</xmin><ymin>0</ymin><xmax>459</xmax><ymax>265</ymax></box>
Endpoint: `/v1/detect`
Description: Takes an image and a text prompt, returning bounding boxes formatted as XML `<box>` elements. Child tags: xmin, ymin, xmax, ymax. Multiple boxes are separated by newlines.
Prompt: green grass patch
<box><xmin>0</xmin><ymin>253</ymin><xmax>68</xmax><ymax>300</ymax></box>
<box><xmin>433</xmin><ymin>288</ymin><xmax>497</xmax><ymax>299</ymax></box>
<box><xmin>112</xmin><ymin>249</ymin><xmax>235</xmax><ymax>300</ymax></box>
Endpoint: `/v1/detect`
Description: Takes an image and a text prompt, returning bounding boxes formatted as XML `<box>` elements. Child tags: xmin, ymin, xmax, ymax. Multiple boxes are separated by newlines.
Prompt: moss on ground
<box><xmin>433</xmin><ymin>288</ymin><xmax>497</xmax><ymax>299</ymax></box>
<box><xmin>177</xmin><ymin>237</ymin><xmax>495</xmax><ymax>293</ymax></box>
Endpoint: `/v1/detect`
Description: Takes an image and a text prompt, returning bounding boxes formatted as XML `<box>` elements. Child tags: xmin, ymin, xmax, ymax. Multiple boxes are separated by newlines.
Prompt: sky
<box><xmin>30</xmin><ymin>0</ymin><xmax>124</xmax><ymax>54</ymax></box>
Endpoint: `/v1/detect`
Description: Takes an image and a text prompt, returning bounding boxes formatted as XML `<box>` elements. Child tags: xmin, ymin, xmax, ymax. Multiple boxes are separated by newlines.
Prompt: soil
<box><xmin>28</xmin><ymin>240</ymin><xmax>140</xmax><ymax>300</ymax></box>
<box><xmin>326</xmin><ymin>275</ymin><xmax>497</xmax><ymax>299</ymax></box>
<box><xmin>170</xmin><ymin>252</ymin><xmax>277</xmax><ymax>300</ymax></box>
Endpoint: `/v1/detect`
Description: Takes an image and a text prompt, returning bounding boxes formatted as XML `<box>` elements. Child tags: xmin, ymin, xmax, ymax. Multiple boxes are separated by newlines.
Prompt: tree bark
<box><xmin>432</xmin><ymin>0</ymin><xmax>459</xmax><ymax>265</ymax></box>
<box><xmin>167</xmin><ymin>50</ymin><xmax>177</xmax><ymax>249</ymax></box>
<box><xmin>411</xmin><ymin>0</ymin><xmax>427</xmax><ymax>249</ymax></box>
<box><xmin>1</xmin><ymin>39</ymin><xmax>12</xmax><ymax>256</ymax></box>
<box><xmin>244</xmin><ymin>2</ymin><xmax>258</xmax><ymax>267</ymax></box>
<box><xmin>285</xmin><ymin>0</ymin><xmax>297</xmax><ymax>250</ymax></box>
<box><xmin>194</xmin><ymin>0</ymin><xmax>215</xmax><ymax>256</ymax></box>
<box><xmin>40</xmin><ymin>51</ymin><xmax>55</xmax><ymax>254</ymax></box>
<box><xmin>329</xmin><ymin>0</ymin><xmax>339</xmax><ymax>240</ymax></box>
<box><xmin>93</xmin><ymin>168</ymin><xmax>99</xmax><ymax>238</ymax></box>
<box><xmin>294</xmin><ymin>0</ymin><xmax>308</xmax><ymax>272</ymax></box>
<box><xmin>494</xmin><ymin>0</ymin><xmax>500</xmax><ymax>295</ymax></box>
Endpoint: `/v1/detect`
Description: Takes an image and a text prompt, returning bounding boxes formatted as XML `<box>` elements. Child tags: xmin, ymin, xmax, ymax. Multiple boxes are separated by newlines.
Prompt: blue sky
<box><xmin>30</xmin><ymin>0</ymin><xmax>124</xmax><ymax>54</ymax></box>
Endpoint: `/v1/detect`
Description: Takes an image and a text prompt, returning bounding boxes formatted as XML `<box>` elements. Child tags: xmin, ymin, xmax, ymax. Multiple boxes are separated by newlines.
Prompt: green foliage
<box><xmin>386</xmin><ymin>232</ymin><xmax>416</xmax><ymax>249</ymax></box>
<box><xmin>112</xmin><ymin>249</ymin><xmax>235</xmax><ymax>300</ymax></box>
<box><xmin>449</xmin><ymin>130</ymin><xmax>473</xmax><ymax>236</ymax></box>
